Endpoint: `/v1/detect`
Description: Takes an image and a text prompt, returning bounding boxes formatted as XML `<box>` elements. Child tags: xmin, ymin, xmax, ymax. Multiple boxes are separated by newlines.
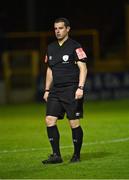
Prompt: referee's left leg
<box><xmin>69</xmin><ymin>119</ymin><xmax>83</xmax><ymax>162</ymax></box>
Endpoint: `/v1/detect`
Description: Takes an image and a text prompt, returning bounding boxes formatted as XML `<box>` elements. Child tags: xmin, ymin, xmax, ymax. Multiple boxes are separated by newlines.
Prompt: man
<box><xmin>42</xmin><ymin>17</ymin><xmax>88</xmax><ymax>164</ymax></box>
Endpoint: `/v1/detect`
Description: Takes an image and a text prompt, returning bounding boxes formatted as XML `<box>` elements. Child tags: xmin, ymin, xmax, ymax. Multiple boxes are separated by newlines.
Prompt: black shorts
<box><xmin>46</xmin><ymin>84</ymin><xmax>84</xmax><ymax>120</ymax></box>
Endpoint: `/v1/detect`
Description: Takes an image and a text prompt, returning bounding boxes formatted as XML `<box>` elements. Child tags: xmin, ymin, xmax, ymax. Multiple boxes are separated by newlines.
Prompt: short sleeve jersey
<box><xmin>45</xmin><ymin>38</ymin><xmax>87</xmax><ymax>86</ymax></box>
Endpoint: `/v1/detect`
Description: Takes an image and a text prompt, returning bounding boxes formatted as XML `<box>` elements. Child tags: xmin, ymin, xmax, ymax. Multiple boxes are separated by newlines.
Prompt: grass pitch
<box><xmin>0</xmin><ymin>99</ymin><xmax>129</xmax><ymax>179</ymax></box>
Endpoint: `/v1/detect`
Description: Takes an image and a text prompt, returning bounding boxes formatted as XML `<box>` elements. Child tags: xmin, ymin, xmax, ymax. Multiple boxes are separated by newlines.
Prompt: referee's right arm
<box><xmin>43</xmin><ymin>67</ymin><xmax>53</xmax><ymax>102</ymax></box>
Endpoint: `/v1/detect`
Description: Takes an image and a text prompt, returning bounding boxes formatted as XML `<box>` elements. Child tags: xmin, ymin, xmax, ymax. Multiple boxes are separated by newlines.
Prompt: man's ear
<box><xmin>67</xmin><ymin>26</ymin><xmax>70</xmax><ymax>32</ymax></box>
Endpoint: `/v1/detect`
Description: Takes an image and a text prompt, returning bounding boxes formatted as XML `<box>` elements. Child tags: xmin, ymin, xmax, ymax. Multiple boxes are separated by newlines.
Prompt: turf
<box><xmin>0</xmin><ymin>99</ymin><xmax>129</xmax><ymax>179</ymax></box>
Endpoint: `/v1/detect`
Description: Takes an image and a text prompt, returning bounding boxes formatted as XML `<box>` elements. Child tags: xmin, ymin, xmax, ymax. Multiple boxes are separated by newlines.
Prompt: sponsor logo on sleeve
<box><xmin>49</xmin><ymin>56</ymin><xmax>52</xmax><ymax>60</ymax></box>
<box><xmin>76</xmin><ymin>48</ymin><xmax>87</xmax><ymax>60</ymax></box>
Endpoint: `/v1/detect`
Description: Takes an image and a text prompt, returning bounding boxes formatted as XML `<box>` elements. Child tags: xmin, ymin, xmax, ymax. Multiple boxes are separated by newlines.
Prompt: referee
<box><xmin>42</xmin><ymin>17</ymin><xmax>88</xmax><ymax>164</ymax></box>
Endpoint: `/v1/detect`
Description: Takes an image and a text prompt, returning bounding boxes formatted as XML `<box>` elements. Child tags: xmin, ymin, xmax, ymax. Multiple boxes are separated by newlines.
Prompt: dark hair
<box><xmin>54</xmin><ymin>17</ymin><xmax>70</xmax><ymax>27</ymax></box>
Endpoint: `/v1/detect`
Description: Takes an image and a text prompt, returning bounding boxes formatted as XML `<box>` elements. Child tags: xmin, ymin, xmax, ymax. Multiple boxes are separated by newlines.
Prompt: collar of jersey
<box><xmin>57</xmin><ymin>38</ymin><xmax>70</xmax><ymax>47</ymax></box>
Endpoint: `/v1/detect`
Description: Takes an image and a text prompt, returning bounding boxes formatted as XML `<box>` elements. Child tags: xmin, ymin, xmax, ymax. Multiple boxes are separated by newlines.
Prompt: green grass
<box><xmin>0</xmin><ymin>99</ymin><xmax>129</xmax><ymax>179</ymax></box>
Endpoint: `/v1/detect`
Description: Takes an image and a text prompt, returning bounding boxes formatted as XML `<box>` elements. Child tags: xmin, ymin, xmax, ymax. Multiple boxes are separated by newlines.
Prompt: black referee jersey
<box><xmin>45</xmin><ymin>38</ymin><xmax>87</xmax><ymax>86</ymax></box>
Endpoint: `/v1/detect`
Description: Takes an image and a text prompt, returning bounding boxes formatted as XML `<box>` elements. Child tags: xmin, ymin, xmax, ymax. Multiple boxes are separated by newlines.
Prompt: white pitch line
<box><xmin>0</xmin><ymin>137</ymin><xmax>129</xmax><ymax>154</ymax></box>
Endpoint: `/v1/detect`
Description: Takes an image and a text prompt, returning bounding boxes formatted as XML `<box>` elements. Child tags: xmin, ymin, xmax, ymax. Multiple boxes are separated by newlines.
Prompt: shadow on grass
<box><xmin>64</xmin><ymin>151</ymin><xmax>112</xmax><ymax>162</ymax></box>
<box><xmin>81</xmin><ymin>151</ymin><xmax>112</xmax><ymax>161</ymax></box>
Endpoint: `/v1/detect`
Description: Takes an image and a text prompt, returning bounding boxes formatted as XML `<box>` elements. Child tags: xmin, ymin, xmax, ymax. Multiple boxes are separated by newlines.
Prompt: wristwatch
<box><xmin>78</xmin><ymin>86</ymin><xmax>84</xmax><ymax>90</ymax></box>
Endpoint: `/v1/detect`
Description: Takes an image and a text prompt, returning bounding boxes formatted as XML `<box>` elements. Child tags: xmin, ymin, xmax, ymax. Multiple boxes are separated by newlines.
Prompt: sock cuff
<box><xmin>71</xmin><ymin>126</ymin><xmax>81</xmax><ymax>131</ymax></box>
<box><xmin>47</xmin><ymin>125</ymin><xmax>57</xmax><ymax>130</ymax></box>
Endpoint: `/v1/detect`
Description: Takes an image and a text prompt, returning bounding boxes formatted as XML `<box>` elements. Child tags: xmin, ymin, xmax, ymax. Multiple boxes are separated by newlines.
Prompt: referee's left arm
<box><xmin>77</xmin><ymin>61</ymin><xmax>87</xmax><ymax>88</ymax></box>
<box><xmin>75</xmin><ymin>61</ymin><xmax>87</xmax><ymax>99</ymax></box>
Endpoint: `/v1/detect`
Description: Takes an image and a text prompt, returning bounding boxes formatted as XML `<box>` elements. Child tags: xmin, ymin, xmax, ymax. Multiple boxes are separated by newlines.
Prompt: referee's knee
<box><xmin>45</xmin><ymin>116</ymin><xmax>57</xmax><ymax>127</ymax></box>
<box><xmin>69</xmin><ymin>119</ymin><xmax>80</xmax><ymax>128</ymax></box>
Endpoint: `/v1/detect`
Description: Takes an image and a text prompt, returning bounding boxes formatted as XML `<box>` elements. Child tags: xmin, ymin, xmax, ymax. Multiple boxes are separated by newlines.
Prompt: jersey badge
<box><xmin>62</xmin><ymin>55</ymin><xmax>69</xmax><ymax>63</ymax></box>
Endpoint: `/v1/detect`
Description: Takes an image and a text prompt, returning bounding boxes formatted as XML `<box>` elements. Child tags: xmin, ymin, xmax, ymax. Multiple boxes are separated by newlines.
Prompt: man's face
<box><xmin>54</xmin><ymin>22</ymin><xmax>70</xmax><ymax>40</ymax></box>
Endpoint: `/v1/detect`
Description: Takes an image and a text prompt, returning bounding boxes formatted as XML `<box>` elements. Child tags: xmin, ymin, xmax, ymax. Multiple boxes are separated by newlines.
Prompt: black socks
<box><xmin>47</xmin><ymin>125</ymin><xmax>83</xmax><ymax>158</ymax></box>
<box><xmin>71</xmin><ymin>126</ymin><xmax>83</xmax><ymax>157</ymax></box>
<box><xmin>47</xmin><ymin>125</ymin><xmax>61</xmax><ymax>156</ymax></box>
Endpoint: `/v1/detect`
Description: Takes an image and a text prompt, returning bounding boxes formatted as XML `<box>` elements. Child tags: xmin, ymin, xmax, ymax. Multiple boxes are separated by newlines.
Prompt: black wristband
<box><xmin>44</xmin><ymin>89</ymin><xmax>50</xmax><ymax>92</ymax></box>
<box><xmin>78</xmin><ymin>86</ymin><xmax>84</xmax><ymax>90</ymax></box>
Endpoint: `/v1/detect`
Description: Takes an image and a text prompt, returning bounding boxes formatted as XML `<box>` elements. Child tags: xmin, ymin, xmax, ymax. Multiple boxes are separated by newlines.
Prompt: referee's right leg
<box><xmin>45</xmin><ymin>115</ymin><xmax>61</xmax><ymax>156</ymax></box>
<box><xmin>42</xmin><ymin>115</ymin><xmax>63</xmax><ymax>164</ymax></box>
